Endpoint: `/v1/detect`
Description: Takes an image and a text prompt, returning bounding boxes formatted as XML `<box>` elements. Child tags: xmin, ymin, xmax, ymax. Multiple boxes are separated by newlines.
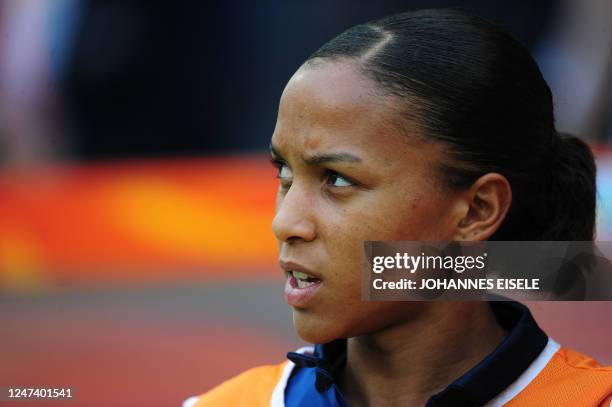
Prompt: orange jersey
<box><xmin>185</xmin><ymin>302</ymin><xmax>612</xmax><ymax>406</ymax></box>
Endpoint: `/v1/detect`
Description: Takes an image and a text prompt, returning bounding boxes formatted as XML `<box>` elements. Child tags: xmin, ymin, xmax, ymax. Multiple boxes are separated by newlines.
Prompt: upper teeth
<box><xmin>293</xmin><ymin>271</ymin><xmax>311</xmax><ymax>280</ymax></box>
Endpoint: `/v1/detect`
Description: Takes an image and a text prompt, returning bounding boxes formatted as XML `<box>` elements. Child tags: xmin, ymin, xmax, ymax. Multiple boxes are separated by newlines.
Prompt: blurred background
<box><xmin>0</xmin><ymin>0</ymin><xmax>611</xmax><ymax>406</ymax></box>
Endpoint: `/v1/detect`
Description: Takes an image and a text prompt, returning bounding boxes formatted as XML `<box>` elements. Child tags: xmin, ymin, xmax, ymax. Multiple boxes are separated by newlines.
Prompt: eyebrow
<box><xmin>270</xmin><ymin>143</ymin><xmax>362</xmax><ymax>165</ymax></box>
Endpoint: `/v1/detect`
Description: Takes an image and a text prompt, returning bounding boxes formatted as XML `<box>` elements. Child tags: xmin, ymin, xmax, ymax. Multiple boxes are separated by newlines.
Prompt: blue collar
<box><xmin>286</xmin><ymin>301</ymin><xmax>548</xmax><ymax>406</ymax></box>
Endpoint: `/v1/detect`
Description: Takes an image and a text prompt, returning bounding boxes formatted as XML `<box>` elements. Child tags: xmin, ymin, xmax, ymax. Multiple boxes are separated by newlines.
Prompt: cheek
<box><xmin>320</xmin><ymin>185</ymin><xmax>450</xmax><ymax>279</ymax></box>
<box><xmin>318</xmin><ymin>208</ymin><xmax>368</xmax><ymax>279</ymax></box>
<box><xmin>292</xmin><ymin>187</ymin><xmax>451</xmax><ymax>342</ymax></box>
<box><xmin>361</xmin><ymin>187</ymin><xmax>452</xmax><ymax>240</ymax></box>
<box><xmin>325</xmin><ymin>196</ymin><xmax>424</xmax><ymax>243</ymax></box>
<box><xmin>294</xmin><ymin>211</ymin><xmax>391</xmax><ymax>340</ymax></box>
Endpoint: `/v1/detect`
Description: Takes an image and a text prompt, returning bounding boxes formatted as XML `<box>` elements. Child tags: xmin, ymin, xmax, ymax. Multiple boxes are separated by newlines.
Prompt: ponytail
<box><xmin>491</xmin><ymin>132</ymin><xmax>597</xmax><ymax>241</ymax></box>
<box><xmin>543</xmin><ymin>133</ymin><xmax>597</xmax><ymax>240</ymax></box>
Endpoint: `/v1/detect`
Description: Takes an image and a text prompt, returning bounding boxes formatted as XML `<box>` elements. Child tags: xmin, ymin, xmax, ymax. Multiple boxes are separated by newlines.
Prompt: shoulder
<box><xmin>183</xmin><ymin>362</ymin><xmax>291</xmax><ymax>407</ymax></box>
<box><xmin>507</xmin><ymin>346</ymin><xmax>612</xmax><ymax>406</ymax></box>
<box><xmin>538</xmin><ymin>347</ymin><xmax>612</xmax><ymax>391</ymax></box>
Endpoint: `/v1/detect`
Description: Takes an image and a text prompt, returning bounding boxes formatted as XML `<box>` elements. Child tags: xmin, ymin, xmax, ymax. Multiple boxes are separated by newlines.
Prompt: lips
<box><xmin>280</xmin><ymin>260</ymin><xmax>323</xmax><ymax>307</ymax></box>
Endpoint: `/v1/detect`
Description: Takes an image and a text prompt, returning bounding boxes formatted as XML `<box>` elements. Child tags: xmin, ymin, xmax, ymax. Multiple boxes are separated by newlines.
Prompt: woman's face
<box><xmin>271</xmin><ymin>61</ymin><xmax>462</xmax><ymax>344</ymax></box>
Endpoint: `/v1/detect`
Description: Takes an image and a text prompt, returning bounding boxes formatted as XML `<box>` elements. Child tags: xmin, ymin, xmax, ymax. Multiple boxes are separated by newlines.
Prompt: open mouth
<box><xmin>289</xmin><ymin>270</ymin><xmax>322</xmax><ymax>289</ymax></box>
<box><xmin>284</xmin><ymin>268</ymin><xmax>323</xmax><ymax>307</ymax></box>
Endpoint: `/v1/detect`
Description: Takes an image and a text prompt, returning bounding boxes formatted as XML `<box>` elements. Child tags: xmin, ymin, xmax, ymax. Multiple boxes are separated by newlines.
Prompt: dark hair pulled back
<box><xmin>305</xmin><ymin>8</ymin><xmax>596</xmax><ymax>241</ymax></box>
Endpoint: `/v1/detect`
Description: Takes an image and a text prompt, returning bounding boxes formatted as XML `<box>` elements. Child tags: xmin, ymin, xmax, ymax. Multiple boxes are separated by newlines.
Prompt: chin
<box><xmin>292</xmin><ymin>308</ymin><xmax>346</xmax><ymax>344</ymax></box>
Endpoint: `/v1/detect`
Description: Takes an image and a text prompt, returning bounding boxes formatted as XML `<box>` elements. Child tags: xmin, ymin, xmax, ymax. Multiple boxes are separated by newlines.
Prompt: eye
<box><xmin>278</xmin><ymin>163</ymin><xmax>292</xmax><ymax>180</ymax></box>
<box><xmin>271</xmin><ymin>159</ymin><xmax>293</xmax><ymax>187</ymax></box>
<box><xmin>326</xmin><ymin>171</ymin><xmax>355</xmax><ymax>187</ymax></box>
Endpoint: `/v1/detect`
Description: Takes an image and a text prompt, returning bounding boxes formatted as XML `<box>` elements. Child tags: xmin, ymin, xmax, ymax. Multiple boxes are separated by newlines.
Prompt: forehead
<box><xmin>281</xmin><ymin>61</ymin><xmax>380</xmax><ymax>117</ymax></box>
<box><xmin>272</xmin><ymin>61</ymin><xmax>409</xmax><ymax>154</ymax></box>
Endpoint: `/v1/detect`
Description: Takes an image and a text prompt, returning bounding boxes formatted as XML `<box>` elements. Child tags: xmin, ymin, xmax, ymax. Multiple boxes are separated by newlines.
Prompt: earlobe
<box><xmin>453</xmin><ymin>173</ymin><xmax>512</xmax><ymax>241</ymax></box>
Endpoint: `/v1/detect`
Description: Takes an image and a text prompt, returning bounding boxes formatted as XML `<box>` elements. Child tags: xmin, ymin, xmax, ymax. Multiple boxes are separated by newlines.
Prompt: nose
<box><xmin>272</xmin><ymin>184</ymin><xmax>317</xmax><ymax>243</ymax></box>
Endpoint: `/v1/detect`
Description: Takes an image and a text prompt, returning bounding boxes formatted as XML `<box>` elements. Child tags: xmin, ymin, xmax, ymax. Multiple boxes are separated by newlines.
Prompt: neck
<box><xmin>338</xmin><ymin>302</ymin><xmax>507</xmax><ymax>407</ymax></box>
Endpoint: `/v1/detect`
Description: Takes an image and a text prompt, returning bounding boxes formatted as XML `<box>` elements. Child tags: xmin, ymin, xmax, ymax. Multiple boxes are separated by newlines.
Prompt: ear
<box><xmin>452</xmin><ymin>173</ymin><xmax>512</xmax><ymax>241</ymax></box>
